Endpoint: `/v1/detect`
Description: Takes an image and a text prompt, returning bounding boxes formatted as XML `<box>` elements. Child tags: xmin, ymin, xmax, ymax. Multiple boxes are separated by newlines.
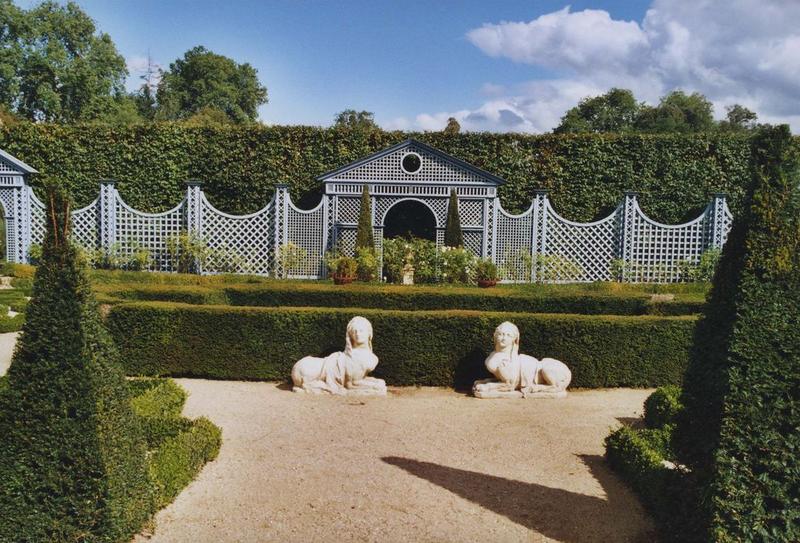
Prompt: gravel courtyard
<box><xmin>135</xmin><ymin>380</ymin><xmax>656</xmax><ymax>543</ymax></box>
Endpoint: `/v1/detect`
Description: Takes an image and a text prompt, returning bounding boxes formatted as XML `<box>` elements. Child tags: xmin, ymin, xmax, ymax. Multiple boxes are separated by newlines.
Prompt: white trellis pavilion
<box><xmin>0</xmin><ymin>141</ymin><xmax>732</xmax><ymax>282</ymax></box>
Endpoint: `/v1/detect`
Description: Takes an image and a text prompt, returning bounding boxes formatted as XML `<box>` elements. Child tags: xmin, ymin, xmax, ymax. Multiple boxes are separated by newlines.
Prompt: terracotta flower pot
<box><xmin>477</xmin><ymin>279</ymin><xmax>498</xmax><ymax>288</ymax></box>
<box><xmin>333</xmin><ymin>275</ymin><xmax>355</xmax><ymax>285</ymax></box>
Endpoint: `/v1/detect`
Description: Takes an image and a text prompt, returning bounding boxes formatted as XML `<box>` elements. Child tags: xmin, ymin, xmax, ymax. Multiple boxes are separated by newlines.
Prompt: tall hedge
<box><xmin>673</xmin><ymin>126</ymin><xmax>800</xmax><ymax>541</ymax></box>
<box><xmin>0</xmin><ymin>188</ymin><xmax>154</xmax><ymax>541</ymax></box>
<box><xmin>0</xmin><ymin>124</ymin><xmax>773</xmax><ymax>223</ymax></box>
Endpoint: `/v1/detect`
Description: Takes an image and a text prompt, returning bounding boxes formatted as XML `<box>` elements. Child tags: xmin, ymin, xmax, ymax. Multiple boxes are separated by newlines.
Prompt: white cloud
<box><xmin>393</xmin><ymin>1</ymin><xmax>800</xmax><ymax>133</ymax></box>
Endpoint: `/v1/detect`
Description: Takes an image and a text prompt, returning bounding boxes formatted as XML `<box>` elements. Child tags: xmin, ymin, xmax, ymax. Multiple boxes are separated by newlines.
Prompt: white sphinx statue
<box><xmin>291</xmin><ymin>316</ymin><xmax>387</xmax><ymax>396</ymax></box>
<box><xmin>473</xmin><ymin>321</ymin><xmax>572</xmax><ymax>399</ymax></box>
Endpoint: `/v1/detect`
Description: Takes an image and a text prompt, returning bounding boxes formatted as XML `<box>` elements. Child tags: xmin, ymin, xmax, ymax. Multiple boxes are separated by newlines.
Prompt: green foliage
<box><xmin>0</xmin><ymin>125</ymin><xmax>764</xmax><ymax>223</ymax></box>
<box><xmin>444</xmin><ymin>189</ymin><xmax>463</xmax><ymax>248</ymax></box>
<box><xmin>155</xmin><ymin>46</ymin><xmax>267</xmax><ymax>123</ymax></box>
<box><xmin>97</xmin><ymin>279</ymin><xmax>706</xmax><ymax>316</ymax></box>
<box><xmin>127</xmin><ymin>379</ymin><xmax>221</xmax><ymax>512</ymax></box>
<box><xmin>678</xmin><ymin>248</ymin><xmax>721</xmax><ymax>282</ymax></box>
<box><xmin>718</xmin><ymin>105</ymin><xmax>759</xmax><ymax>133</ymax></box>
<box><xmin>0</xmin><ymin>375</ymin><xmax>7</xmax><ymax>393</ymax></box>
<box><xmin>355</xmin><ymin>247</ymin><xmax>379</xmax><ymax>282</ymax></box>
<box><xmin>636</xmin><ymin>91</ymin><xmax>715</xmax><ymax>134</ymax></box>
<box><xmin>443</xmin><ymin>117</ymin><xmax>460</xmax><ymax>134</ymax></box>
<box><xmin>148</xmin><ymin>417</ymin><xmax>221</xmax><ymax>508</ymax></box>
<box><xmin>87</xmin><ymin>240</ymin><xmax>152</xmax><ymax>271</ymax></box>
<box><xmin>555</xmin><ymin>88</ymin><xmax>641</xmax><ymax>134</ymax></box>
<box><xmin>475</xmin><ymin>258</ymin><xmax>498</xmax><ymax>281</ymax></box>
<box><xmin>534</xmin><ymin>253</ymin><xmax>584</xmax><ymax>282</ymax></box>
<box><xmin>674</xmin><ymin>126</ymin><xmax>800</xmax><ymax>541</ymax></box>
<box><xmin>381</xmin><ymin>237</ymin><xmax>438</xmax><ymax>283</ymax></box>
<box><xmin>277</xmin><ymin>242</ymin><xmax>307</xmax><ymax>278</ymax></box>
<box><xmin>0</xmin><ymin>0</ymin><xmax>128</xmax><ymax>123</ymax></box>
<box><xmin>333</xmin><ymin>109</ymin><xmax>377</xmax><ymax>130</ymax></box>
<box><xmin>106</xmin><ymin>302</ymin><xmax>695</xmax><ymax>388</ymax></box>
<box><xmin>644</xmin><ymin>386</ymin><xmax>684</xmax><ymax>429</ymax></box>
<box><xmin>605</xmin><ymin>424</ymin><xmax>700</xmax><ymax>542</ymax></box>
<box><xmin>325</xmin><ymin>252</ymin><xmax>357</xmax><ymax>278</ymax></box>
<box><xmin>0</xmin><ymin>185</ymin><xmax>154</xmax><ymax>542</ymax></box>
<box><xmin>166</xmin><ymin>231</ymin><xmax>210</xmax><ymax>274</ymax></box>
<box><xmin>439</xmin><ymin>246</ymin><xmax>475</xmax><ymax>283</ymax></box>
<box><xmin>355</xmin><ymin>184</ymin><xmax>374</xmax><ymax>249</ymax></box>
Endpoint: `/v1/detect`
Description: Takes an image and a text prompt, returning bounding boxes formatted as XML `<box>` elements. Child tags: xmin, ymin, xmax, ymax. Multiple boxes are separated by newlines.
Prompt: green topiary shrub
<box><xmin>0</xmin><ymin>186</ymin><xmax>154</xmax><ymax>542</ymax></box>
<box><xmin>355</xmin><ymin>184</ymin><xmax>374</xmax><ymax>250</ymax></box>
<box><xmin>673</xmin><ymin>126</ymin><xmax>800</xmax><ymax>541</ymax></box>
<box><xmin>644</xmin><ymin>385</ymin><xmax>684</xmax><ymax>429</ymax></box>
<box><xmin>444</xmin><ymin>189</ymin><xmax>463</xmax><ymax>248</ymax></box>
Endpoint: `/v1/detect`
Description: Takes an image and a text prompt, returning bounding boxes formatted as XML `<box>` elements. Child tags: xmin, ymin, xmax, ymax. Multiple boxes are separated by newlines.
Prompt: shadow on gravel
<box><xmin>382</xmin><ymin>454</ymin><xmax>655</xmax><ymax>543</ymax></box>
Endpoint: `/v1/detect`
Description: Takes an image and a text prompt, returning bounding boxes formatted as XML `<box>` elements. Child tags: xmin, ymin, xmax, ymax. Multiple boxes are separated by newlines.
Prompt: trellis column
<box><xmin>529</xmin><ymin>190</ymin><xmax>549</xmax><ymax>282</ymax></box>
<box><xmin>273</xmin><ymin>184</ymin><xmax>289</xmax><ymax>278</ymax></box>
<box><xmin>619</xmin><ymin>191</ymin><xmax>638</xmax><ymax>281</ymax></box>
<box><xmin>99</xmin><ymin>180</ymin><xmax>117</xmax><ymax>251</ymax></box>
<box><xmin>7</xmin><ymin>181</ymin><xmax>29</xmax><ymax>263</ymax></box>
<box><xmin>709</xmin><ymin>193</ymin><xmax>728</xmax><ymax>249</ymax></box>
<box><xmin>185</xmin><ymin>180</ymin><xmax>203</xmax><ymax>273</ymax></box>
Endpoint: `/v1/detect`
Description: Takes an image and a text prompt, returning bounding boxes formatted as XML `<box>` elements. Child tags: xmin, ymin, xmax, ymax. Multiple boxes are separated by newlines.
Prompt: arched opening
<box><xmin>383</xmin><ymin>200</ymin><xmax>436</xmax><ymax>241</ymax></box>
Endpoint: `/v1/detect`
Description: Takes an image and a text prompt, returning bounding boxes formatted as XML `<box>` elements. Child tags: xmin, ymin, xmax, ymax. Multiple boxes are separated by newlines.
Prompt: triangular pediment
<box><xmin>318</xmin><ymin>139</ymin><xmax>505</xmax><ymax>186</ymax></box>
<box><xmin>0</xmin><ymin>149</ymin><xmax>37</xmax><ymax>175</ymax></box>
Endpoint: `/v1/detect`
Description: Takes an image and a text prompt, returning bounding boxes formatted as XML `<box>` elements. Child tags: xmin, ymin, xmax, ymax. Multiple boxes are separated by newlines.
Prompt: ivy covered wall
<box><xmin>0</xmin><ymin>124</ymin><xmax>783</xmax><ymax>223</ymax></box>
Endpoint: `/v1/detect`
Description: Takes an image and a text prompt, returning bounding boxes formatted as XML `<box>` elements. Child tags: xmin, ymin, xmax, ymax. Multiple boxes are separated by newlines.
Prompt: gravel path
<box><xmin>135</xmin><ymin>380</ymin><xmax>656</xmax><ymax>543</ymax></box>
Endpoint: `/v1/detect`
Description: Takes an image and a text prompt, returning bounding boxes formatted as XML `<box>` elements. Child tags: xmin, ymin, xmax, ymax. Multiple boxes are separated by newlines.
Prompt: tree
<box><xmin>554</xmin><ymin>88</ymin><xmax>641</xmax><ymax>134</ymax></box>
<box><xmin>334</xmin><ymin>109</ymin><xmax>378</xmax><ymax>130</ymax></box>
<box><xmin>156</xmin><ymin>46</ymin><xmax>268</xmax><ymax>123</ymax></box>
<box><xmin>718</xmin><ymin>104</ymin><xmax>758</xmax><ymax>132</ymax></box>
<box><xmin>0</xmin><ymin>0</ymin><xmax>128</xmax><ymax>122</ymax></box>
<box><xmin>443</xmin><ymin>117</ymin><xmax>461</xmax><ymax>134</ymax></box>
<box><xmin>636</xmin><ymin>91</ymin><xmax>715</xmax><ymax>133</ymax></box>
<box><xmin>355</xmin><ymin>184</ymin><xmax>374</xmax><ymax>250</ymax></box>
<box><xmin>444</xmin><ymin>189</ymin><xmax>463</xmax><ymax>248</ymax></box>
<box><xmin>673</xmin><ymin>126</ymin><xmax>800</xmax><ymax>540</ymax></box>
<box><xmin>0</xmin><ymin>185</ymin><xmax>154</xmax><ymax>541</ymax></box>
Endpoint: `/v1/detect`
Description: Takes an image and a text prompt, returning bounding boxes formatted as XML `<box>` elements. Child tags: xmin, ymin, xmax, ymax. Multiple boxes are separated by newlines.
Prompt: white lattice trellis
<box><xmin>114</xmin><ymin>191</ymin><xmax>185</xmax><ymax>272</ymax></box>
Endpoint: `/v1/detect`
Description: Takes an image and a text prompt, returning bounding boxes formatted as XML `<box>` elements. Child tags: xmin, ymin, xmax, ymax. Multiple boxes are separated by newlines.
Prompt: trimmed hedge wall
<box><xmin>96</xmin><ymin>282</ymin><xmax>706</xmax><ymax>316</ymax></box>
<box><xmin>106</xmin><ymin>302</ymin><xmax>696</xmax><ymax>388</ymax></box>
<box><xmin>0</xmin><ymin>124</ymin><xmax>772</xmax><ymax>222</ymax></box>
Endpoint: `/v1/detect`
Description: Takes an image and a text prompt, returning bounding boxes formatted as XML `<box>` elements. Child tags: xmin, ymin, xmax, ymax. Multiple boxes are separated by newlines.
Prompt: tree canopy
<box><xmin>555</xmin><ymin>88</ymin><xmax>758</xmax><ymax>134</ymax></box>
<box><xmin>0</xmin><ymin>0</ymin><xmax>128</xmax><ymax>122</ymax></box>
<box><xmin>334</xmin><ymin>109</ymin><xmax>378</xmax><ymax>130</ymax></box>
<box><xmin>155</xmin><ymin>46</ymin><xmax>268</xmax><ymax>123</ymax></box>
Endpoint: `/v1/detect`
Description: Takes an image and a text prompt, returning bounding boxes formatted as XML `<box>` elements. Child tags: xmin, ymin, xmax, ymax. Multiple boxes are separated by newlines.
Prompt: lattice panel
<box><xmin>543</xmin><ymin>205</ymin><xmax>619</xmax><ymax>282</ymax></box>
<box><xmin>201</xmin><ymin>197</ymin><xmax>274</xmax><ymax>275</ymax></box>
<box><xmin>375</xmin><ymin>197</ymin><xmax>448</xmax><ymax>228</ymax></box>
<box><xmin>30</xmin><ymin>194</ymin><xmax>45</xmax><ymax>246</ymax></box>
<box><xmin>330</xmin><ymin>144</ymin><xmax>488</xmax><ymax>184</ymax></box>
<box><xmin>115</xmin><ymin>194</ymin><xmax>185</xmax><ymax>272</ymax></box>
<box><xmin>72</xmin><ymin>200</ymin><xmax>99</xmax><ymax>250</ymax></box>
<box><xmin>336</xmin><ymin>228</ymin><xmax>357</xmax><ymax>256</ymax></box>
<box><xmin>495</xmin><ymin>207</ymin><xmax>532</xmax><ymax>281</ymax></box>
<box><xmin>463</xmin><ymin>231</ymin><xmax>483</xmax><ymax>257</ymax></box>
<box><xmin>336</xmin><ymin>197</ymin><xmax>361</xmax><ymax>224</ymax></box>
<box><xmin>0</xmin><ymin>159</ymin><xmax>20</xmax><ymax>173</ymax></box>
<box><xmin>628</xmin><ymin>204</ymin><xmax>710</xmax><ymax>283</ymax></box>
<box><xmin>459</xmin><ymin>199</ymin><xmax>483</xmax><ymax>227</ymax></box>
<box><xmin>286</xmin><ymin>203</ymin><xmax>324</xmax><ymax>277</ymax></box>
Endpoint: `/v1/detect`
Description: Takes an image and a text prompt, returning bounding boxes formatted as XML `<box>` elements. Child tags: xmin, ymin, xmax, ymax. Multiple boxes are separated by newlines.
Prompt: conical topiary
<box><xmin>0</xmin><ymin>185</ymin><xmax>154</xmax><ymax>542</ymax></box>
<box><xmin>673</xmin><ymin>125</ymin><xmax>800</xmax><ymax>541</ymax></box>
<box><xmin>444</xmin><ymin>189</ymin><xmax>463</xmax><ymax>248</ymax></box>
<box><xmin>356</xmin><ymin>184</ymin><xmax>374</xmax><ymax>250</ymax></box>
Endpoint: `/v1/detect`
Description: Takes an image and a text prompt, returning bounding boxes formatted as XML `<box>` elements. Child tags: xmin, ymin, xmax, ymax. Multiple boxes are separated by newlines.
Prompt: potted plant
<box><xmin>327</xmin><ymin>254</ymin><xmax>358</xmax><ymax>284</ymax></box>
<box><xmin>475</xmin><ymin>258</ymin><xmax>499</xmax><ymax>288</ymax></box>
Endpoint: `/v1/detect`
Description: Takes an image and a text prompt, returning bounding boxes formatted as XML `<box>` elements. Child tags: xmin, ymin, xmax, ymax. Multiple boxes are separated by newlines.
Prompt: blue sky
<box><xmin>18</xmin><ymin>1</ymin><xmax>800</xmax><ymax>132</ymax></box>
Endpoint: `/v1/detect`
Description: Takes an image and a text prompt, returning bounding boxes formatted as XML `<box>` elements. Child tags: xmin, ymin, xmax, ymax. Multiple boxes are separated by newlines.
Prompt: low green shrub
<box><xmin>149</xmin><ymin>418</ymin><xmax>221</xmax><ymax>508</ymax></box>
<box><xmin>644</xmin><ymin>386</ymin><xmax>684</xmax><ymax>429</ymax></box>
<box><xmin>131</xmin><ymin>379</ymin><xmax>187</xmax><ymax>419</ymax></box>
<box><xmin>605</xmin><ymin>425</ymin><xmax>699</xmax><ymax>541</ymax></box>
<box><xmin>97</xmin><ymin>282</ymin><xmax>705</xmax><ymax>316</ymax></box>
<box><xmin>107</xmin><ymin>302</ymin><xmax>695</xmax><ymax>388</ymax></box>
<box><xmin>0</xmin><ymin>313</ymin><xmax>24</xmax><ymax>333</ymax></box>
